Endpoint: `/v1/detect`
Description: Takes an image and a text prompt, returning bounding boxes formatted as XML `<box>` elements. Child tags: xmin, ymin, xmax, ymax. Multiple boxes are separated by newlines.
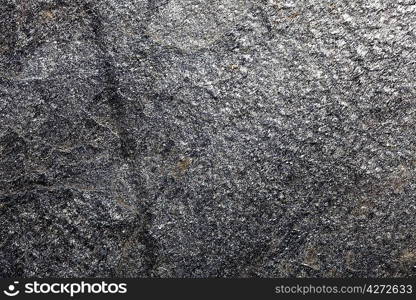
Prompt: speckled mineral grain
<box><xmin>1</xmin><ymin>0</ymin><xmax>416</xmax><ymax>277</ymax></box>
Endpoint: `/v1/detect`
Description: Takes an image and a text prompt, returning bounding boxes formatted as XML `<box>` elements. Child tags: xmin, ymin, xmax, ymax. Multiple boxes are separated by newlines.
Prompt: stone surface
<box><xmin>1</xmin><ymin>0</ymin><xmax>416</xmax><ymax>277</ymax></box>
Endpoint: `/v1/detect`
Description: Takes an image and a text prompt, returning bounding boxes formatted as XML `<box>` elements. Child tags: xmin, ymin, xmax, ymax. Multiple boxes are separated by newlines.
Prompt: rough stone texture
<box><xmin>1</xmin><ymin>0</ymin><xmax>416</xmax><ymax>277</ymax></box>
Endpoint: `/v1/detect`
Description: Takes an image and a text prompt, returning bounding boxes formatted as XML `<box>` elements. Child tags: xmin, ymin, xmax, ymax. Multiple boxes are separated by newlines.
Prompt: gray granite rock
<box><xmin>1</xmin><ymin>0</ymin><xmax>416</xmax><ymax>277</ymax></box>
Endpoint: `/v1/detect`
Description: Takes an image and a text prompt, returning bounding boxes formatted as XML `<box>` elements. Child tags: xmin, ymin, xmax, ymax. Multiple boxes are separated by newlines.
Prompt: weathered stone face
<box><xmin>0</xmin><ymin>0</ymin><xmax>416</xmax><ymax>277</ymax></box>
<box><xmin>148</xmin><ymin>0</ymin><xmax>249</xmax><ymax>51</ymax></box>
